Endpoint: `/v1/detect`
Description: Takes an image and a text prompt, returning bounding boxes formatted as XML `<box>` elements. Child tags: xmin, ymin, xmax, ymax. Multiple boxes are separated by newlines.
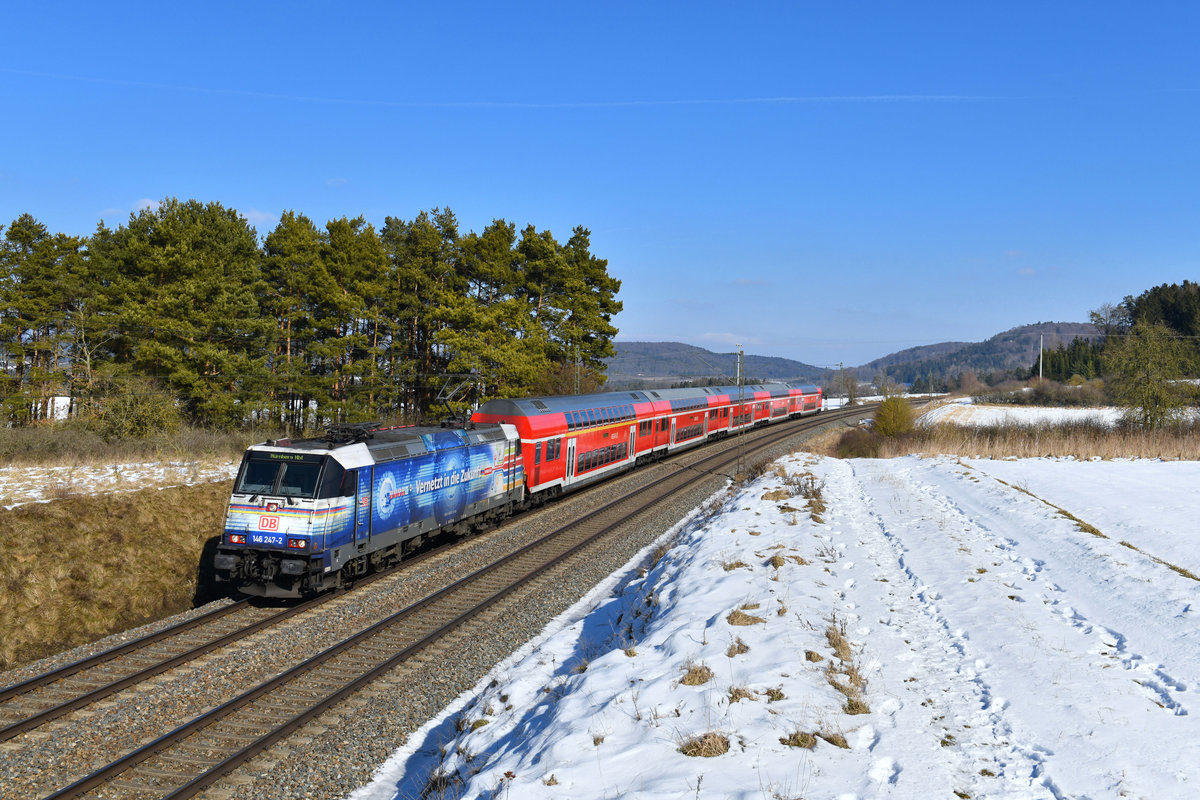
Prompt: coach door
<box><xmin>670</xmin><ymin>417</ymin><xmax>677</xmax><ymax>446</ymax></box>
<box><xmin>565</xmin><ymin>439</ymin><xmax>577</xmax><ymax>485</ymax></box>
<box><xmin>355</xmin><ymin>467</ymin><xmax>373</xmax><ymax>545</ymax></box>
<box><xmin>628</xmin><ymin>425</ymin><xmax>636</xmax><ymax>462</ymax></box>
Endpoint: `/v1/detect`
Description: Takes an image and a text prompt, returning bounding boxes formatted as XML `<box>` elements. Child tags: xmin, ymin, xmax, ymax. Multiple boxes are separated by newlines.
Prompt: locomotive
<box><xmin>213</xmin><ymin>381</ymin><xmax>820</xmax><ymax>598</ymax></box>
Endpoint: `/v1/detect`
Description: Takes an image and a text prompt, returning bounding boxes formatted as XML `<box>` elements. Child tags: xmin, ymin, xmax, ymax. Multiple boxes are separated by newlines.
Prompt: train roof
<box><xmin>476</xmin><ymin>382</ymin><xmax>820</xmax><ymax>417</ymax></box>
<box><xmin>252</xmin><ymin>422</ymin><xmax>512</xmax><ymax>461</ymax></box>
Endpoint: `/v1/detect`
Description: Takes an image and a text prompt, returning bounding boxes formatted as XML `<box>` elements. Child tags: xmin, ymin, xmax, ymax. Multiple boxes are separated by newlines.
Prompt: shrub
<box><xmin>79</xmin><ymin>375</ymin><xmax>183</xmax><ymax>441</ymax></box>
<box><xmin>835</xmin><ymin>428</ymin><xmax>881</xmax><ymax>458</ymax></box>
<box><xmin>873</xmin><ymin>396</ymin><xmax>915</xmax><ymax>437</ymax></box>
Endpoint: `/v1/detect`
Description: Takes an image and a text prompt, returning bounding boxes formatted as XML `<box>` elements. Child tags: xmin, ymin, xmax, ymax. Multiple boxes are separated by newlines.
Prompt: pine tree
<box><xmin>0</xmin><ymin>215</ymin><xmax>87</xmax><ymax>422</ymax></box>
<box><xmin>262</xmin><ymin>211</ymin><xmax>329</xmax><ymax>432</ymax></box>
<box><xmin>89</xmin><ymin>198</ymin><xmax>275</xmax><ymax>426</ymax></box>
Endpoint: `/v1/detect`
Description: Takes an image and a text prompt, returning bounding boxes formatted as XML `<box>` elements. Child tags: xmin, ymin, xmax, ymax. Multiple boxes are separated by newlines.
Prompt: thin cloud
<box><xmin>134</xmin><ymin>198</ymin><xmax>160</xmax><ymax>212</ymax></box>
<box><xmin>1017</xmin><ymin>267</ymin><xmax>1036</xmax><ymax>276</ymax></box>
<box><xmin>2</xmin><ymin>68</ymin><xmax>996</xmax><ymax>109</ymax></box>
<box><xmin>242</xmin><ymin>208</ymin><xmax>278</xmax><ymax>228</ymax></box>
<box><xmin>326</xmin><ymin>177</ymin><xmax>349</xmax><ymax>186</ymax></box>
<box><xmin>699</xmin><ymin>332</ymin><xmax>763</xmax><ymax>347</ymax></box>
<box><xmin>734</xmin><ymin>278</ymin><xmax>769</xmax><ymax>287</ymax></box>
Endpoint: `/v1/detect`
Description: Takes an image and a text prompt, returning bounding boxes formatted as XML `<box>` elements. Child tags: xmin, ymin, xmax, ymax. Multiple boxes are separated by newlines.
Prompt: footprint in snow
<box><xmin>855</xmin><ymin>724</ymin><xmax>880</xmax><ymax>750</ymax></box>
<box><xmin>869</xmin><ymin>756</ymin><xmax>900</xmax><ymax>784</ymax></box>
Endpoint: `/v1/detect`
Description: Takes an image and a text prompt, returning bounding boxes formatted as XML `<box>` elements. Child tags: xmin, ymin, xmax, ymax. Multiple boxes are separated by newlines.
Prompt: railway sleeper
<box><xmin>110</xmin><ymin>777</ymin><xmax>186</xmax><ymax>792</ymax></box>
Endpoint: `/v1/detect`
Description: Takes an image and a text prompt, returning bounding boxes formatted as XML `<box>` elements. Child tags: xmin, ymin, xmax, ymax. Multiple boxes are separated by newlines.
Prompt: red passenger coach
<box><xmin>471</xmin><ymin>382</ymin><xmax>822</xmax><ymax>501</ymax></box>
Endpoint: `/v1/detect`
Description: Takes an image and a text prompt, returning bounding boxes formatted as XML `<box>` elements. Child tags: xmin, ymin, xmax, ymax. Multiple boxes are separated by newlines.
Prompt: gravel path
<box><xmin>0</xmin><ymin>420</ymin><xmax>845</xmax><ymax>800</ymax></box>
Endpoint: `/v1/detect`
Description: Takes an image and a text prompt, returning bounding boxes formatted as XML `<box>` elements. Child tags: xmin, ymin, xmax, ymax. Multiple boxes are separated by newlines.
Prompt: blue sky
<box><xmin>2</xmin><ymin>2</ymin><xmax>1196</xmax><ymax>367</ymax></box>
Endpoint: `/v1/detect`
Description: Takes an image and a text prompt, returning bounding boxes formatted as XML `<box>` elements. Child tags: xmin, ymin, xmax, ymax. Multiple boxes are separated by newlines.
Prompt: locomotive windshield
<box><xmin>235</xmin><ymin>452</ymin><xmax>325</xmax><ymax>499</ymax></box>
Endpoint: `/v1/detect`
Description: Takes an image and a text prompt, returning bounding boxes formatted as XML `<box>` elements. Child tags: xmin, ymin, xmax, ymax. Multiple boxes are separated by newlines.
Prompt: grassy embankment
<box><xmin>0</xmin><ymin>425</ymin><xmax>254</xmax><ymax>671</ymax></box>
<box><xmin>0</xmin><ymin>482</ymin><xmax>232</xmax><ymax>671</ymax></box>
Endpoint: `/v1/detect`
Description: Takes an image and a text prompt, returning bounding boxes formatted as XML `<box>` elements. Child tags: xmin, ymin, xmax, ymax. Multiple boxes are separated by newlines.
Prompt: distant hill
<box><xmin>862</xmin><ymin>322</ymin><xmax>1100</xmax><ymax>383</ymax></box>
<box><xmin>606</xmin><ymin>323</ymin><xmax>1099</xmax><ymax>388</ymax></box>
<box><xmin>604</xmin><ymin>342</ymin><xmax>829</xmax><ymax>388</ymax></box>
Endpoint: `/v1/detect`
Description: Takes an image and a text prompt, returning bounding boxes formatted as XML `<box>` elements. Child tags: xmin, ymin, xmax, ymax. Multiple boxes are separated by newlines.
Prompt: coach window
<box><xmin>534</xmin><ymin>442</ymin><xmax>542</xmax><ymax>465</ymax></box>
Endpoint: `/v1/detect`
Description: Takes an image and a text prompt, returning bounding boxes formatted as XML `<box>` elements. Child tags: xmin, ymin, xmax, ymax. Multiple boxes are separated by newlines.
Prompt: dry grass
<box><xmin>847</xmin><ymin>419</ymin><xmax>1200</xmax><ymax>461</ymax></box>
<box><xmin>422</xmin><ymin>769</ymin><xmax>460</xmax><ymax>798</ymax></box>
<box><xmin>0</xmin><ymin>482</ymin><xmax>230</xmax><ymax>670</ymax></box>
<box><xmin>825</xmin><ymin>616</ymin><xmax>870</xmax><ymax>715</ymax></box>
<box><xmin>783</xmin><ymin>470</ymin><xmax>827</xmax><ymax>522</ymax></box>
<box><xmin>678</xmin><ymin>731</ymin><xmax>730</xmax><ymax>757</ymax></box>
<box><xmin>721</xmin><ymin>559</ymin><xmax>750</xmax><ymax>571</ymax></box>
<box><xmin>0</xmin><ymin>423</ymin><xmax>256</xmax><ymax>468</ymax></box>
<box><xmin>680</xmin><ymin>661</ymin><xmax>714</xmax><ymax>686</ymax></box>
<box><xmin>768</xmin><ymin>553</ymin><xmax>786</xmax><ymax>569</ymax></box>
<box><xmin>825</xmin><ymin>619</ymin><xmax>854</xmax><ymax>662</ymax></box>
<box><xmin>818</xmin><ymin>731</ymin><xmax>849</xmax><ymax>748</ymax></box>
<box><xmin>779</xmin><ymin>731</ymin><xmax>817</xmax><ymax>749</ymax></box>
<box><xmin>1010</xmin><ymin>483</ymin><xmax>1200</xmax><ymax>583</ymax></box>
<box><xmin>726</xmin><ymin>637</ymin><xmax>750</xmax><ymax>657</ymax></box>
<box><xmin>728</xmin><ymin>609</ymin><xmax>766</xmax><ymax>626</ymax></box>
<box><xmin>646</xmin><ymin>533</ymin><xmax>681</xmax><ymax>571</ymax></box>
<box><xmin>728</xmin><ymin>685</ymin><xmax>756</xmax><ymax>703</ymax></box>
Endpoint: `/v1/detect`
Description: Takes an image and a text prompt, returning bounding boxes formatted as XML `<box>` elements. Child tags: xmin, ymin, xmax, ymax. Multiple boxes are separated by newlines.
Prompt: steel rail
<box><xmin>0</xmin><ymin>600</ymin><xmax>250</xmax><ymax>703</ymax></box>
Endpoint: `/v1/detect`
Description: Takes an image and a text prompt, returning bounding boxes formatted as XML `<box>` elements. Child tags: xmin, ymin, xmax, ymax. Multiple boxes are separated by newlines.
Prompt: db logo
<box><xmin>258</xmin><ymin>516</ymin><xmax>280</xmax><ymax>531</ymax></box>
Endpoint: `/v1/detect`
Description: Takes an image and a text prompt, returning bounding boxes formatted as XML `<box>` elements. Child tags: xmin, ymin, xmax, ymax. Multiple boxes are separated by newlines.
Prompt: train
<box><xmin>212</xmin><ymin>381</ymin><xmax>822</xmax><ymax>598</ymax></box>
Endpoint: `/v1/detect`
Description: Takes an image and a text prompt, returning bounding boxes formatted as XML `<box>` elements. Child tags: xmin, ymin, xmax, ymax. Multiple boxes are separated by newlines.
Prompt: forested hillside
<box><xmin>604</xmin><ymin>341</ymin><xmax>828</xmax><ymax>387</ymax></box>
<box><xmin>0</xmin><ymin>200</ymin><xmax>621</xmax><ymax>431</ymax></box>
<box><xmin>865</xmin><ymin>322</ymin><xmax>1099</xmax><ymax>385</ymax></box>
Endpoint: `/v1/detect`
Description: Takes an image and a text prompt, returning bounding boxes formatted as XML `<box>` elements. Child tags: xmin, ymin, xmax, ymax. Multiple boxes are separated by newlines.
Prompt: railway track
<box><xmin>8</xmin><ymin>406</ymin><xmax>870</xmax><ymax>799</ymax></box>
<box><xmin>0</xmin><ymin>543</ymin><xmax>459</xmax><ymax>745</ymax></box>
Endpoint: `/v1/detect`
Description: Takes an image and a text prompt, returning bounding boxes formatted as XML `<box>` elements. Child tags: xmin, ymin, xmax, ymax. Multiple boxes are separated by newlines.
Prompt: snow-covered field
<box><xmin>350</xmin><ymin>454</ymin><xmax>1200</xmax><ymax>800</ymax></box>
<box><xmin>919</xmin><ymin>398</ymin><xmax>1124</xmax><ymax>428</ymax></box>
<box><xmin>0</xmin><ymin>460</ymin><xmax>239</xmax><ymax>509</ymax></box>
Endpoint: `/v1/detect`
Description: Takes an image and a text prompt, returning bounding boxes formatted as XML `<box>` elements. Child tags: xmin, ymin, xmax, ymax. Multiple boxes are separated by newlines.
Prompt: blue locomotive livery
<box><xmin>214</xmin><ymin>422</ymin><xmax>524</xmax><ymax>598</ymax></box>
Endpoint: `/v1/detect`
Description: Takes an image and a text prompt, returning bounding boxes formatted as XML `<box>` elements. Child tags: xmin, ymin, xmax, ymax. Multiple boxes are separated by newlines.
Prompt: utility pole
<box><xmin>1039</xmin><ymin>333</ymin><xmax>1044</xmax><ymax>382</ymax></box>
<box><xmin>736</xmin><ymin>345</ymin><xmax>745</xmax><ymax>480</ymax></box>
